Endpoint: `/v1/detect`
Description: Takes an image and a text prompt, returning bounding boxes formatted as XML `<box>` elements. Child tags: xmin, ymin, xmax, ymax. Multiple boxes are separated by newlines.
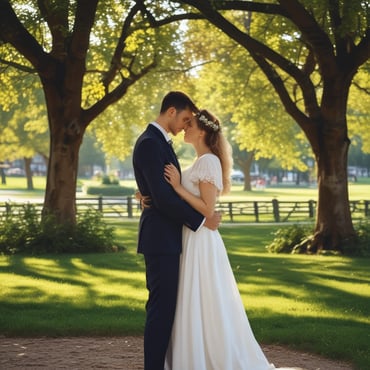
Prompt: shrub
<box><xmin>266</xmin><ymin>224</ymin><xmax>313</xmax><ymax>253</ymax></box>
<box><xmin>347</xmin><ymin>220</ymin><xmax>370</xmax><ymax>256</ymax></box>
<box><xmin>84</xmin><ymin>185</ymin><xmax>134</xmax><ymax>196</ymax></box>
<box><xmin>0</xmin><ymin>204</ymin><xmax>122</xmax><ymax>255</ymax></box>
<box><xmin>101</xmin><ymin>174</ymin><xmax>120</xmax><ymax>185</ymax></box>
<box><xmin>266</xmin><ymin>221</ymin><xmax>370</xmax><ymax>255</ymax></box>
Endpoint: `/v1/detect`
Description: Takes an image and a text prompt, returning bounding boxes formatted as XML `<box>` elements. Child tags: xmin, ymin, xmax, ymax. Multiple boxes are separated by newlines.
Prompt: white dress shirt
<box><xmin>150</xmin><ymin>121</ymin><xmax>172</xmax><ymax>143</ymax></box>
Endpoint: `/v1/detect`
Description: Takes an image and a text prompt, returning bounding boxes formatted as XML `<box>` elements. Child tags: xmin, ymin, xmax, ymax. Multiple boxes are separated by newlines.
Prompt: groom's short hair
<box><xmin>160</xmin><ymin>91</ymin><xmax>198</xmax><ymax>114</ymax></box>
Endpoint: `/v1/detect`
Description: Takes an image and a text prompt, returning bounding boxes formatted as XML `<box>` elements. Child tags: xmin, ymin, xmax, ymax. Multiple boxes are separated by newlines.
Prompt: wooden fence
<box><xmin>1</xmin><ymin>196</ymin><xmax>369</xmax><ymax>223</ymax></box>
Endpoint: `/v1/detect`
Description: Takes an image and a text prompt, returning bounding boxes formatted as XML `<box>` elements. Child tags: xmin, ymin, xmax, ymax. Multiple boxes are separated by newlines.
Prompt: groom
<box><xmin>133</xmin><ymin>91</ymin><xmax>220</xmax><ymax>370</ymax></box>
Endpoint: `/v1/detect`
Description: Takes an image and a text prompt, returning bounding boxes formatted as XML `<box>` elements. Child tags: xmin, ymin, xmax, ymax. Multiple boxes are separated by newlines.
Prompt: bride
<box><xmin>163</xmin><ymin>109</ymin><xmax>296</xmax><ymax>370</ymax></box>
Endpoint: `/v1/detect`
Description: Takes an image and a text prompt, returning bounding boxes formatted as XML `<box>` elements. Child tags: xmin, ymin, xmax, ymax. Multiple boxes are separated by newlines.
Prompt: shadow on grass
<box><xmin>0</xmin><ymin>248</ymin><xmax>147</xmax><ymax>337</ymax></box>
<box><xmin>1</xmin><ymin>222</ymin><xmax>369</xmax><ymax>368</ymax></box>
<box><xmin>252</xmin><ymin>314</ymin><xmax>369</xmax><ymax>370</ymax></box>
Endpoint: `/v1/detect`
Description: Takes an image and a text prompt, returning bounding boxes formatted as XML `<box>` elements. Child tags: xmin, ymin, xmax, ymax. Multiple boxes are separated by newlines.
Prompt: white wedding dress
<box><xmin>165</xmin><ymin>154</ymin><xmax>294</xmax><ymax>370</ymax></box>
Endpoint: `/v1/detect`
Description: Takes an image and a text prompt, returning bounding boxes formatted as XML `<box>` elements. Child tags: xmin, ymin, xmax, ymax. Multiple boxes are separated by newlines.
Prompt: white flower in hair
<box><xmin>197</xmin><ymin>113</ymin><xmax>220</xmax><ymax>132</ymax></box>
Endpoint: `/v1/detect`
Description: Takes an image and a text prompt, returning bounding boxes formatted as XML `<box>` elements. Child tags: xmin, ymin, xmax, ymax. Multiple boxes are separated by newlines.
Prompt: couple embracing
<box><xmin>133</xmin><ymin>91</ymin><xmax>295</xmax><ymax>370</ymax></box>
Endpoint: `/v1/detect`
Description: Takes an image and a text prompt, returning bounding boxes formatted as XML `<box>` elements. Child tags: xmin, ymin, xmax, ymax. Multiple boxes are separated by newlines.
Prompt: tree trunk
<box><xmin>0</xmin><ymin>163</ymin><xmax>6</xmax><ymax>185</ymax></box>
<box><xmin>43</xmin><ymin>115</ymin><xmax>84</xmax><ymax>224</ymax></box>
<box><xmin>308</xmin><ymin>129</ymin><xmax>356</xmax><ymax>253</ymax></box>
<box><xmin>234</xmin><ymin>151</ymin><xmax>254</xmax><ymax>191</ymax></box>
<box><xmin>295</xmin><ymin>171</ymin><xmax>300</xmax><ymax>185</ymax></box>
<box><xmin>302</xmin><ymin>72</ymin><xmax>357</xmax><ymax>253</ymax></box>
<box><xmin>24</xmin><ymin>157</ymin><xmax>34</xmax><ymax>190</ymax></box>
<box><xmin>41</xmin><ymin>73</ymin><xmax>86</xmax><ymax>225</ymax></box>
<box><xmin>243</xmin><ymin>172</ymin><xmax>252</xmax><ymax>191</ymax></box>
<box><xmin>241</xmin><ymin>153</ymin><xmax>254</xmax><ymax>191</ymax></box>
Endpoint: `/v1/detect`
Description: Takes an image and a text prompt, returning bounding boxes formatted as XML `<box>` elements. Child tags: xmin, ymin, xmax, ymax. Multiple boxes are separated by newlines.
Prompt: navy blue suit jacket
<box><xmin>133</xmin><ymin>124</ymin><xmax>204</xmax><ymax>255</ymax></box>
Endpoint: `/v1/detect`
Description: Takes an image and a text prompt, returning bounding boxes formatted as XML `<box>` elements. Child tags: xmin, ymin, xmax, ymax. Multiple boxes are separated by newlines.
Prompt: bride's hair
<box><xmin>195</xmin><ymin>109</ymin><xmax>233</xmax><ymax>195</ymax></box>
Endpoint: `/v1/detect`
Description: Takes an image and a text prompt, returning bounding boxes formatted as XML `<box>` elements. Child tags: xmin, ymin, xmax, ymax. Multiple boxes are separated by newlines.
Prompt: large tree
<box><xmin>171</xmin><ymin>0</ymin><xmax>370</xmax><ymax>253</ymax></box>
<box><xmin>0</xmin><ymin>0</ymin><xmax>181</xmax><ymax>223</ymax></box>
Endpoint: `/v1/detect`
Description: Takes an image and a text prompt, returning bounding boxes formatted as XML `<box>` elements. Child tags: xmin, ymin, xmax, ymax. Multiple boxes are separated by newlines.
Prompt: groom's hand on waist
<box><xmin>135</xmin><ymin>191</ymin><xmax>152</xmax><ymax>209</ymax></box>
<box><xmin>204</xmin><ymin>211</ymin><xmax>222</xmax><ymax>230</ymax></box>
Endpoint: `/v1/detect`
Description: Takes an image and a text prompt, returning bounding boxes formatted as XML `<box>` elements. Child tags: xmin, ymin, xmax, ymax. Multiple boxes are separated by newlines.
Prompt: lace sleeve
<box><xmin>189</xmin><ymin>154</ymin><xmax>223</xmax><ymax>192</ymax></box>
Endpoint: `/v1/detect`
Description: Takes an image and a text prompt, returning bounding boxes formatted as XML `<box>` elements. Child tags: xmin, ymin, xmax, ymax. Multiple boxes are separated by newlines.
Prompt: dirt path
<box><xmin>0</xmin><ymin>336</ymin><xmax>354</xmax><ymax>370</ymax></box>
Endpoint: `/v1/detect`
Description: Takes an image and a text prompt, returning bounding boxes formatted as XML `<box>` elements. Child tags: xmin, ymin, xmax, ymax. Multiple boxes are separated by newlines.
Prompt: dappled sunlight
<box><xmin>244</xmin><ymin>295</ymin><xmax>323</xmax><ymax>316</ymax></box>
<box><xmin>310</xmin><ymin>277</ymin><xmax>370</xmax><ymax>297</ymax></box>
<box><xmin>240</xmin><ymin>292</ymin><xmax>370</xmax><ymax>329</ymax></box>
<box><xmin>0</xmin><ymin>257</ymin><xmax>11</xmax><ymax>267</ymax></box>
<box><xmin>23</xmin><ymin>257</ymin><xmax>77</xmax><ymax>281</ymax></box>
<box><xmin>1</xmin><ymin>272</ymin><xmax>88</xmax><ymax>304</ymax></box>
<box><xmin>0</xmin><ymin>254</ymin><xmax>147</xmax><ymax>312</ymax></box>
<box><xmin>237</xmin><ymin>281</ymin><xmax>323</xmax><ymax>319</ymax></box>
<box><xmin>0</xmin><ymin>219</ymin><xmax>369</xmax><ymax>368</ymax></box>
<box><xmin>227</xmin><ymin>250</ymin><xmax>370</xmax><ymax>330</ymax></box>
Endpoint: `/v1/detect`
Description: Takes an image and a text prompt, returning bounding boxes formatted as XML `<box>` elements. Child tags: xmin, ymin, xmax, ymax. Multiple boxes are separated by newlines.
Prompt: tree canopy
<box><xmin>0</xmin><ymin>0</ymin><xmax>193</xmax><ymax>223</ymax></box>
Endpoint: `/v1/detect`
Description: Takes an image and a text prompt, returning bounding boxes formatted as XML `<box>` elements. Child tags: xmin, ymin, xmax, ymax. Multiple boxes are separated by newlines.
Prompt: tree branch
<box><xmin>101</xmin><ymin>2</ymin><xmax>142</xmax><ymax>90</ymax></box>
<box><xmin>63</xmin><ymin>0</ymin><xmax>98</xmax><ymax>113</ymax></box>
<box><xmin>352</xmin><ymin>79</ymin><xmax>370</xmax><ymax>95</ymax></box>
<box><xmin>252</xmin><ymin>51</ymin><xmax>313</xmax><ymax>128</ymax></box>
<box><xmin>179</xmin><ymin>0</ymin><xmax>320</xmax><ymax>113</ymax></box>
<box><xmin>278</xmin><ymin>0</ymin><xmax>337</xmax><ymax>76</ymax></box>
<box><xmin>173</xmin><ymin>0</ymin><xmax>289</xmax><ymax>17</ymax></box>
<box><xmin>0</xmin><ymin>57</ymin><xmax>35</xmax><ymax>73</ymax></box>
<box><xmin>37</xmin><ymin>0</ymin><xmax>70</xmax><ymax>59</ymax></box>
<box><xmin>141</xmin><ymin>10</ymin><xmax>204</xmax><ymax>27</ymax></box>
<box><xmin>327</xmin><ymin>0</ymin><xmax>351</xmax><ymax>58</ymax></box>
<box><xmin>0</xmin><ymin>0</ymin><xmax>52</xmax><ymax>74</ymax></box>
<box><xmin>83</xmin><ymin>59</ymin><xmax>157</xmax><ymax>126</ymax></box>
<box><xmin>352</xmin><ymin>28</ymin><xmax>370</xmax><ymax>70</ymax></box>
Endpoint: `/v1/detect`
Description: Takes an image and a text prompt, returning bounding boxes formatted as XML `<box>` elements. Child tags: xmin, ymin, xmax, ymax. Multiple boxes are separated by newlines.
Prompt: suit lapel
<box><xmin>147</xmin><ymin>124</ymin><xmax>181</xmax><ymax>172</ymax></box>
<box><xmin>168</xmin><ymin>141</ymin><xmax>181</xmax><ymax>171</ymax></box>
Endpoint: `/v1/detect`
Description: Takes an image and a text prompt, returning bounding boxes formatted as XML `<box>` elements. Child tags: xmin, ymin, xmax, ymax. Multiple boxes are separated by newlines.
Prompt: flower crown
<box><xmin>196</xmin><ymin>112</ymin><xmax>220</xmax><ymax>132</ymax></box>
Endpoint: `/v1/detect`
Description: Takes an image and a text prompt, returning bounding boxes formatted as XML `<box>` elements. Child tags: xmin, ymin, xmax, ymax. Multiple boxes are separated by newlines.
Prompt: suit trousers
<box><xmin>143</xmin><ymin>254</ymin><xmax>180</xmax><ymax>370</ymax></box>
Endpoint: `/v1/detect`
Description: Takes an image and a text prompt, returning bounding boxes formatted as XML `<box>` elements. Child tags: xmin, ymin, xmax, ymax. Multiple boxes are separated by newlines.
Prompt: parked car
<box><xmin>6</xmin><ymin>167</ymin><xmax>26</xmax><ymax>177</ymax></box>
<box><xmin>231</xmin><ymin>170</ymin><xmax>244</xmax><ymax>183</ymax></box>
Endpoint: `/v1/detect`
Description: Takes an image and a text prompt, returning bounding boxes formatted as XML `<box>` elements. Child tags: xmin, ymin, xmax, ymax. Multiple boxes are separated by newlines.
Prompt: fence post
<box><xmin>5</xmin><ymin>202</ymin><xmax>11</xmax><ymax>215</ymax></box>
<box><xmin>253</xmin><ymin>201</ymin><xmax>259</xmax><ymax>222</ymax></box>
<box><xmin>228</xmin><ymin>202</ymin><xmax>233</xmax><ymax>222</ymax></box>
<box><xmin>308</xmin><ymin>200</ymin><xmax>315</xmax><ymax>218</ymax></box>
<box><xmin>98</xmin><ymin>196</ymin><xmax>103</xmax><ymax>212</ymax></box>
<box><xmin>272</xmin><ymin>198</ymin><xmax>280</xmax><ymax>222</ymax></box>
<box><xmin>365</xmin><ymin>200</ymin><xmax>369</xmax><ymax>217</ymax></box>
<box><xmin>127</xmin><ymin>196</ymin><xmax>133</xmax><ymax>218</ymax></box>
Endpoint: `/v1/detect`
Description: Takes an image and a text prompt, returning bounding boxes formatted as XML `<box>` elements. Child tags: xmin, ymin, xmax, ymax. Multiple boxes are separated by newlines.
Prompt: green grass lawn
<box><xmin>1</xmin><ymin>176</ymin><xmax>45</xmax><ymax>188</ymax></box>
<box><xmin>223</xmin><ymin>179</ymin><xmax>370</xmax><ymax>201</ymax></box>
<box><xmin>2</xmin><ymin>176</ymin><xmax>370</xmax><ymax>201</ymax></box>
<box><xmin>0</xmin><ymin>221</ymin><xmax>369</xmax><ymax>369</ymax></box>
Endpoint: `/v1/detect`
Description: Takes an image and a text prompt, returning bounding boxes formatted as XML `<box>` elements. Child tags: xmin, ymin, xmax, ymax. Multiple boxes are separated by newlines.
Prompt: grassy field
<box><xmin>1</xmin><ymin>175</ymin><xmax>370</xmax><ymax>201</ymax></box>
<box><xmin>1</xmin><ymin>176</ymin><xmax>370</xmax><ymax>368</ymax></box>
<box><xmin>0</xmin><ymin>221</ymin><xmax>369</xmax><ymax>369</ymax></box>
